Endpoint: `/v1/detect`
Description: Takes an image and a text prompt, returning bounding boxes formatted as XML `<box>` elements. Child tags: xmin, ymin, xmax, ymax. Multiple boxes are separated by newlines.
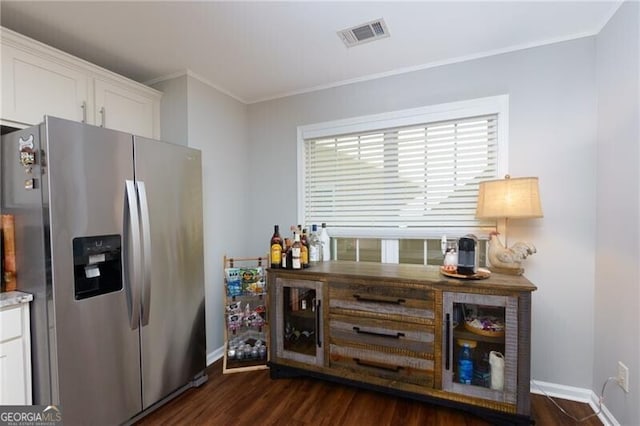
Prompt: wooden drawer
<box><xmin>329</xmin><ymin>281</ymin><xmax>434</xmax><ymax>323</ymax></box>
<box><xmin>330</xmin><ymin>313</ymin><xmax>434</xmax><ymax>356</ymax></box>
<box><xmin>329</xmin><ymin>344</ymin><xmax>434</xmax><ymax>388</ymax></box>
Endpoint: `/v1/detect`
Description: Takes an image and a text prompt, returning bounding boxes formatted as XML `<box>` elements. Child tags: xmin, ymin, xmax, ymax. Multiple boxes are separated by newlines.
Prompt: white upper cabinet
<box><xmin>94</xmin><ymin>77</ymin><xmax>159</xmax><ymax>138</ymax></box>
<box><xmin>1</xmin><ymin>27</ymin><xmax>161</xmax><ymax>139</ymax></box>
<box><xmin>1</xmin><ymin>44</ymin><xmax>89</xmax><ymax>125</ymax></box>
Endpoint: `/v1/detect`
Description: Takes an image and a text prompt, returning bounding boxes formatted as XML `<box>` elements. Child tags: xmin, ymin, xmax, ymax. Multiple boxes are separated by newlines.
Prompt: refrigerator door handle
<box><xmin>137</xmin><ymin>181</ymin><xmax>152</xmax><ymax>327</ymax></box>
<box><xmin>125</xmin><ymin>180</ymin><xmax>142</xmax><ymax>330</ymax></box>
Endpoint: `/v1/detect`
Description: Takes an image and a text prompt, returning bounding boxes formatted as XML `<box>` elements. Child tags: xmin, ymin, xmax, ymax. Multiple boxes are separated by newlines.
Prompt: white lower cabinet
<box><xmin>0</xmin><ymin>292</ymin><xmax>33</xmax><ymax>405</ymax></box>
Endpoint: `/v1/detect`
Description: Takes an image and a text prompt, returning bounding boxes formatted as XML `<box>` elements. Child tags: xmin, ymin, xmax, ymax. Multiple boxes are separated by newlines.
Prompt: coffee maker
<box><xmin>457</xmin><ymin>234</ymin><xmax>479</xmax><ymax>275</ymax></box>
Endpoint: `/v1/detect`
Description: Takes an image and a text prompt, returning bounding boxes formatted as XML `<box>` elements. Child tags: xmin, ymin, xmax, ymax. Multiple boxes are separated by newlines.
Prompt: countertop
<box><xmin>268</xmin><ymin>260</ymin><xmax>537</xmax><ymax>293</ymax></box>
<box><xmin>0</xmin><ymin>291</ymin><xmax>34</xmax><ymax>309</ymax></box>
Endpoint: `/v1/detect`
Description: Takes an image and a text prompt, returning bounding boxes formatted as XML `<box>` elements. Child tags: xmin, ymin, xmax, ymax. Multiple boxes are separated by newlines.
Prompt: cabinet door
<box><xmin>94</xmin><ymin>78</ymin><xmax>158</xmax><ymax>139</ymax></box>
<box><xmin>0</xmin><ymin>339</ymin><xmax>28</xmax><ymax>404</ymax></box>
<box><xmin>0</xmin><ymin>304</ymin><xmax>31</xmax><ymax>405</ymax></box>
<box><xmin>442</xmin><ymin>292</ymin><xmax>518</xmax><ymax>406</ymax></box>
<box><xmin>273</xmin><ymin>277</ymin><xmax>324</xmax><ymax>367</ymax></box>
<box><xmin>1</xmin><ymin>44</ymin><xmax>88</xmax><ymax>126</ymax></box>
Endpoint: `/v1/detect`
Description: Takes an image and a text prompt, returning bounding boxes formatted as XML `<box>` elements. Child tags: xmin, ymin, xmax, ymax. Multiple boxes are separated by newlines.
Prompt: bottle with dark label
<box><xmin>291</xmin><ymin>232</ymin><xmax>302</xmax><ymax>270</ymax></box>
<box><xmin>301</xmin><ymin>227</ymin><xmax>310</xmax><ymax>268</ymax></box>
<box><xmin>270</xmin><ymin>225</ymin><xmax>283</xmax><ymax>268</ymax></box>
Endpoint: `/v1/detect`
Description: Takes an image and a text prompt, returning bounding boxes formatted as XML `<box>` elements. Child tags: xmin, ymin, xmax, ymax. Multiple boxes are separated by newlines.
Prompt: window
<box><xmin>336</xmin><ymin>237</ymin><xmax>487</xmax><ymax>266</ymax></box>
<box><xmin>298</xmin><ymin>96</ymin><xmax>507</xmax><ymax>263</ymax></box>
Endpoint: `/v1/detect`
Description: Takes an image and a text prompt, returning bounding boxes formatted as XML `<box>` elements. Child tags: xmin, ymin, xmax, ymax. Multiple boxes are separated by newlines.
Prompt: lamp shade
<box><xmin>476</xmin><ymin>176</ymin><xmax>543</xmax><ymax>219</ymax></box>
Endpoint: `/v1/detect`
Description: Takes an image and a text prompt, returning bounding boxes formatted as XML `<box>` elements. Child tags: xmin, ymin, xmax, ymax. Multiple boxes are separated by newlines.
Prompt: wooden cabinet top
<box><xmin>268</xmin><ymin>261</ymin><xmax>537</xmax><ymax>294</ymax></box>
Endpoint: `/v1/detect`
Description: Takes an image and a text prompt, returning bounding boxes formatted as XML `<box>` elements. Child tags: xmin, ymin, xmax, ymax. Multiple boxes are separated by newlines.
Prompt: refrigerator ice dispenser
<box><xmin>73</xmin><ymin>234</ymin><xmax>122</xmax><ymax>300</ymax></box>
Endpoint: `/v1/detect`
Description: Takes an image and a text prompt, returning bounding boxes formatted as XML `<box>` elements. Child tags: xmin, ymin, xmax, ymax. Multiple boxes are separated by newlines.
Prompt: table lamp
<box><xmin>475</xmin><ymin>175</ymin><xmax>543</xmax><ymax>275</ymax></box>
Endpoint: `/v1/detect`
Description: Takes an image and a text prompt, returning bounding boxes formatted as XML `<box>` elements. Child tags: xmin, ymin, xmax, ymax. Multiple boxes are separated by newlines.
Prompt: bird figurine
<box><xmin>487</xmin><ymin>231</ymin><xmax>537</xmax><ymax>274</ymax></box>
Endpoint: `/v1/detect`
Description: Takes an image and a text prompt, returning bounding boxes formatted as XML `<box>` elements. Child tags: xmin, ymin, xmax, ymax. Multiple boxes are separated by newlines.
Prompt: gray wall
<box><xmin>154</xmin><ymin>74</ymin><xmax>249</xmax><ymax>357</ymax></box>
<box><xmin>594</xmin><ymin>2</ymin><xmax>640</xmax><ymax>424</ymax></box>
<box><xmin>154</xmin><ymin>13</ymin><xmax>639</xmax><ymax>423</ymax></box>
<box><xmin>152</xmin><ymin>75</ymin><xmax>188</xmax><ymax>147</ymax></box>
<box><xmin>247</xmin><ymin>38</ymin><xmax>599</xmax><ymax>389</ymax></box>
<box><xmin>187</xmin><ymin>75</ymin><xmax>250</xmax><ymax>357</ymax></box>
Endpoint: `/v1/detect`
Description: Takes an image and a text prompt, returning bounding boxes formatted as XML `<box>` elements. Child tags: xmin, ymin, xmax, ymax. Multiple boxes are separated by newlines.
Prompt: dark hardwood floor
<box><xmin>137</xmin><ymin>360</ymin><xmax>602</xmax><ymax>426</ymax></box>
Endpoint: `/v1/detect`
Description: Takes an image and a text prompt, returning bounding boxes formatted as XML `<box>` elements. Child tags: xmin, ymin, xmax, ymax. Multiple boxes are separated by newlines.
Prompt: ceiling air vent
<box><xmin>338</xmin><ymin>18</ymin><xmax>389</xmax><ymax>48</ymax></box>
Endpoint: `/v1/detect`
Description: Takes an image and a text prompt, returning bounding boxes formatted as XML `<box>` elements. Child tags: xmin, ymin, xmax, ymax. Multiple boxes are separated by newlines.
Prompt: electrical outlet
<box><xmin>617</xmin><ymin>361</ymin><xmax>629</xmax><ymax>393</ymax></box>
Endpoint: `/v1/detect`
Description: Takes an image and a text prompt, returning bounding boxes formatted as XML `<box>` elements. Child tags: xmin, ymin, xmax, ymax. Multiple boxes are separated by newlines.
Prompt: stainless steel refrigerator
<box><xmin>1</xmin><ymin>116</ymin><xmax>206</xmax><ymax>424</ymax></box>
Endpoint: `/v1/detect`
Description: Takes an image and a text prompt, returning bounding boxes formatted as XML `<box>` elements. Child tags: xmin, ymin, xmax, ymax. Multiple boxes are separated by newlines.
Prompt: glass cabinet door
<box><xmin>442</xmin><ymin>292</ymin><xmax>518</xmax><ymax>405</ymax></box>
<box><xmin>274</xmin><ymin>277</ymin><xmax>324</xmax><ymax>366</ymax></box>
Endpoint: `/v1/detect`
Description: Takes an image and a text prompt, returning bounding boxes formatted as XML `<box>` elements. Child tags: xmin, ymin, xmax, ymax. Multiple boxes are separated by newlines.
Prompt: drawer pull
<box><xmin>316</xmin><ymin>299</ymin><xmax>322</xmax><ymax>348</ymax></box>
<box><xmin>354</xmin><ymin>358</ymin><xmax>403</xmax><ymax>373</ymax></box>
<box><xmin>352</xmin><ymin>326</ymin><xmax>404</xmax><ymax>339</ymax></box>
<box><xmin>445</xmin><ymin>313</ymin><xmax>451</xmax><ymax>370</ymax></box>
<box><xmin>353</xmin><ymin>294</ymin><xmax>406</xmax><ymax>305</ymax></box>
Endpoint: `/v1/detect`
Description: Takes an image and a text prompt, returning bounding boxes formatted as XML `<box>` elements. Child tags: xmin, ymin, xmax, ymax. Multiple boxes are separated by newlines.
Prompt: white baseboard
<box><xmin>207</xmin><ymin>346</ymin><xmax>225</xmax><ymax>366</ymax></box>
<box><xmin>588</xmin><ymin>390</ymin><xmax>620</xmax><ymax>426</ymax></box>
<box><xmin>530</xmin><ymin>380</ymin><xmax>619</xmax><ymax>426</ymax></box>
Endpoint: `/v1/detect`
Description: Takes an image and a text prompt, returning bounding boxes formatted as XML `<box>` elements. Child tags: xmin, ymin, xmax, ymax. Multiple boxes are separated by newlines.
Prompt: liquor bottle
<box><xmin>288</xmin><ymin>225</ymin><xmax>297</xmax><ymax>269</ymax></box>
<box><xmin>301</xmin><ymin>228</ymin><xmax>310</xmax><ymax>268</ymax></box>
<box><xmin>287</xmin><ymin>238</ymin><xmax>294</xmax><ymax>269</ymax></box>
<box><xmin>270</xmin><ymin>225</ymin><xmax>283</xmax><ymax>268</ymax></box>
<box><xmin>309</xmin><ymin>224</ymin><xmax>321</xmax><ymax>264</ymax></box>
<box><xmin>282</xmin><ymin>238</ymin><xmax>291</xmax><ymax>269</ymax></box>
<box><xmin>291</xmin><ymin>232</ymin><xmax>302</xmax><ymax>270</ymax></box>
<box><xmin>319</xmin><ymin>223</ymin><xmax>331</xmax><ymax>261</ymax></box>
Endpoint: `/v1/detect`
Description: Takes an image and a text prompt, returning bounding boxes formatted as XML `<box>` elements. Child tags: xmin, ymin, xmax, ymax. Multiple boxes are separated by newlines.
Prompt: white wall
<box><xmin>594</xmin><ymin>2</ymin><xmax>640</xmax><ymax>424</ymax></box>
<box><xmin>154</xmin><ymin>74</ymin><xmax>249</xmax><ymax>358</ymax></box>
<box><xmin>247</xmin><ymin>38</ymin><xmax>598</xmax><ymax>389</ymax></box>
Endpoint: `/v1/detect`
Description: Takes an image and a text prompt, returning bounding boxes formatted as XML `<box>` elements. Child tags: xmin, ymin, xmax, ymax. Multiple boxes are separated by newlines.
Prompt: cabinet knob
<box><xmin>99</xmin><ymin>107</ymin><xmax>106</xmax><ymax>127</ymax></box>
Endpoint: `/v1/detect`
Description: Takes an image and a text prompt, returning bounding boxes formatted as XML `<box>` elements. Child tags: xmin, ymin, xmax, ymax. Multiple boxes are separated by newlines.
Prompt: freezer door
<box><xmin>133</xmin><ymin>136</ymin><xmax>205</xmax><ymax>409</ymax></box>
<box><xmin>44</xmin><ymin>117</ymin><xmax>142</xmax><ymax>425</ymax></box>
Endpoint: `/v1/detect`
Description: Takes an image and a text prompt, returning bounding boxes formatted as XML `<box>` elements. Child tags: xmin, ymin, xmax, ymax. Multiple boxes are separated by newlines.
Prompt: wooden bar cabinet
<box><xmin>267</xmin><ymin>261</ymin><xmax>536</xmax><ymax>425</ymax></box>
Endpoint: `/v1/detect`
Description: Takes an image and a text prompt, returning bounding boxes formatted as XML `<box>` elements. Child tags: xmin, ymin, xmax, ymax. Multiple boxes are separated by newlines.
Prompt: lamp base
<box><xmin>488</xmin><ymin>265</ymin><xmax>524</xmax><ymax>276</ymax></box>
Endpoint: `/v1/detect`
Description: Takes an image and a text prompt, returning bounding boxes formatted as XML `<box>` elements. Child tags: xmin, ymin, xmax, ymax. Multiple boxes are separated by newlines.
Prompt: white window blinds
<box><xmin>303</xmin><ymin>114</ymin><xmax>499</xmax><ymax>233</ymax></box>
